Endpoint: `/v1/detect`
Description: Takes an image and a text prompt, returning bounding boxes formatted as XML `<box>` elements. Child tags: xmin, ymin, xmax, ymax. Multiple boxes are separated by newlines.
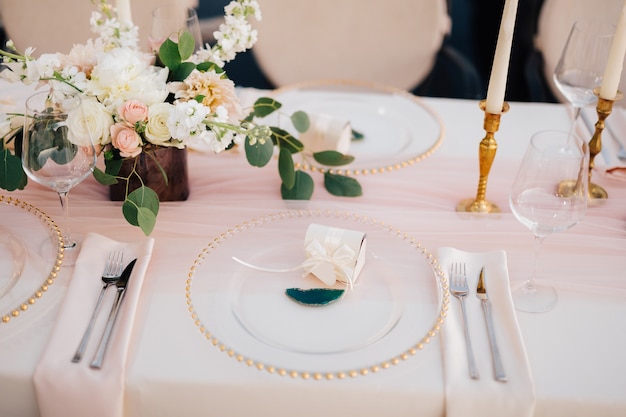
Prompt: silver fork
<box><xmin>71</xmin><ymin>251</ymin><xmax>124</xmax><ymax>363</ymax></box>
<box><xmin>449</xmin><ymin>263</ymin><xmax>479</xmax><ymax>379</ymax></box>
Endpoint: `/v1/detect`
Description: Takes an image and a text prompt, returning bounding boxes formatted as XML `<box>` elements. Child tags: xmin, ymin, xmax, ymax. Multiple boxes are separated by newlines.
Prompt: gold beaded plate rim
<box><xmin>185</xmin><ymin>209</ymin><xmax>450</xmax><ymax>381</ymax></box>
<box><xmin>269</xmin><ymin>79</ymin><xmax>446</xmax><ymax>176</ymax></box>
<box><xmin>0</xmin><ymin>196</ymin><xmax>64</xmax><ymax>325</ymax></box>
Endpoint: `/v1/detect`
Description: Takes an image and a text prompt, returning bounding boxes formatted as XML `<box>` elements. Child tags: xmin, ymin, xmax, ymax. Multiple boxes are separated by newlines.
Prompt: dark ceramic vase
<box><xmin>109</xmin><ymin>146</ymin><xmax>190</xmax><ymax>201</ymax></box>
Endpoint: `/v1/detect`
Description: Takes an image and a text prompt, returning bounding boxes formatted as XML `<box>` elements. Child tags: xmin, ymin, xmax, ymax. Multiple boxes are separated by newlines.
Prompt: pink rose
<box><xmin>119</xmin><ymin>99</ymin><xmax>149</xmax><ymax>125</ymax></box>
<box><xmin>110</xmin><ymin>123</ymin><xmax>142</xmax><ymax>157</ymax></box>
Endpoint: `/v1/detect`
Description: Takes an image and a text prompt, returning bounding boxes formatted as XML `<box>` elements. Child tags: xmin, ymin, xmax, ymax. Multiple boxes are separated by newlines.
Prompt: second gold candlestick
<box><xmin>457</xmin><ymin>100</ymin><xmax>509</xmax><ymax>213</ymax></box>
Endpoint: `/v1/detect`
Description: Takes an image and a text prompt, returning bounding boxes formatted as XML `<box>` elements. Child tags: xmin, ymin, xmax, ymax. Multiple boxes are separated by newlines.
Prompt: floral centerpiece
<box><xmin>0</xmin><ymin>0</ymin><xmax>361</xmax><ymax>235</ymax></box>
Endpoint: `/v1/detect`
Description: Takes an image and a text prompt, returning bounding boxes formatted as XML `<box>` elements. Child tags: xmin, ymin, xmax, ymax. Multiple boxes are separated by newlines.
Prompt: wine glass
<box><xmin>509</xmin><ymin>130</ymin><xmax>589</xmax><ymax>313</ymax></box>
<box><xmin>150</xmin><ymin>6</ymin><xmax>203</xmax><ymax>53</ymax></box>
<box><xmin>22</xmin><ymin>90</ymin><xmax>97</xmax><ymax>265</ymax></box>
<box><xmin>553</xmin><ymin>20</ymin><xmax>614</xmax><ymax>123</ymax></box>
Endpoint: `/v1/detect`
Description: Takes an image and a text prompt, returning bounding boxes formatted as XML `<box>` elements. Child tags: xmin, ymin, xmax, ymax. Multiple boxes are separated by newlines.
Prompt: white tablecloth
<box><xmin>0</xmin><ymin>82</ymin><xmax>625</xmax><ymax>417</ymax></box>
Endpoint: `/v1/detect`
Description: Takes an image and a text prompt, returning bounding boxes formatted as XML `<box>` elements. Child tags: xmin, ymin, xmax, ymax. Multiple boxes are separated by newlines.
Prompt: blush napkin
<box><xmin>437</xmin><ymin>247</ymin><xmax>535</xmax><ymax>417</ymax></box>
<box><xmin>33</xmin><ymin>233</ymin><xmax>154</xmax><ymax>417</ymax></box>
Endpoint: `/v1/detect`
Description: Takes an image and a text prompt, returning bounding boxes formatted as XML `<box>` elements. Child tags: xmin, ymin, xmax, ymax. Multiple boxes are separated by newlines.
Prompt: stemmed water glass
<box><xmin>509</xmin><ymin>130</ymin><xmax>589</xmax><ymax>313</ymax></box>
<box><xmin>150</xmin><ymin>6</ymin><xmax>203</xmax><ymax>53</ymax></box>
<box><xmin>553</xmin><ymin>20</ymin><xmax>614</xmax><ymax>124</ymax></box>
<box><xmin>22</xmin><ymin>90</ymin><xmax>97</xmax><ymax>265</ymax></box>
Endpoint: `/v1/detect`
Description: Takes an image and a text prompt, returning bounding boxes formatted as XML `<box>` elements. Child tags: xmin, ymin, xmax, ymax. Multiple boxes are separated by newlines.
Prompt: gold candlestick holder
<box><xmin>457</xmin><ymin>100</ymin><xmax>510</xmax><ymax>213</ymax></box>
<box><xmin>558</xmin><ymin>88</ymin><xmax>622</xmax><ymax>200</ymax></box>
<box><xmin>587</xmin><ymin>89</ymin><xmax>622</xmax><ymax>199</ymax></box>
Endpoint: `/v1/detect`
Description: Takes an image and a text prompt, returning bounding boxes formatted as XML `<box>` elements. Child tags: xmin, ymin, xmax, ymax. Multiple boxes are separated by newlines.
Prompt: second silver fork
<box><xmin>449</xmin><ymin>262</ymin><xmax>480</xmax><ymax>379</ymax></box>
<box><xmin>72</xmin><ymin>251</ymin><xmax>124</xmax><ymax>363</ymax></box>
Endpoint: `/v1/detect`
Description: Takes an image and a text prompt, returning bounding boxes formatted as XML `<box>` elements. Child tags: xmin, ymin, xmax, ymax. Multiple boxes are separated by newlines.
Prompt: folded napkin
<box><xmin>33</xmin><ymin>233</ymin><xmax>154</xmax><ymax>417</ymax></box>
<box><xmin>581</xmin><ymin>106</ymin><xmax>626</xmax><ymax>181</ymax></box>
<box><xmin>438</xmin><ymin>247</ymin><xmax>535</xmax><ymax>417</ymax></box>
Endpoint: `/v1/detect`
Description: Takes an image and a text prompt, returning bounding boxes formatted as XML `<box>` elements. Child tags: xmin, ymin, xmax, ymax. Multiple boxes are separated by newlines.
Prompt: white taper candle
<box><xmin>599</xmin><ymin>1</ymin><xmax>626</xmax><ymax>100</ymax></box>
<box><xmin>116</xmin><ymin>0</ymin><xmax>133</xmax><ymax>25</ymax></box>
<box><xmin>485</xmin><ymin>0</ymin><xmax>519</xmax><ymax>114</ymax></box>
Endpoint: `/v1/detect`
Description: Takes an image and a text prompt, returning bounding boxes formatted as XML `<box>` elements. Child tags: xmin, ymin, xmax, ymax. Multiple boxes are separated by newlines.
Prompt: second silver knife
<box><xmin>476</xmin><ymin>267</ymin><xmax>507</xmax><ymax>382</ymax></box>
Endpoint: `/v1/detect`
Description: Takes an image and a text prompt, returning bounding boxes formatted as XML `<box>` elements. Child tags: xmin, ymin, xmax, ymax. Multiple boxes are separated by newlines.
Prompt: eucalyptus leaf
<box><xmin>0</xmin><ymin>149</ymin><xmax>27</xmax><ymax>191</ymax></box>
<box><xmin>122</xmin><ymin>186</ymin><xmax>160</xmax><ymax>228</ymax></box>
<box><xmin>323</xmin><ymin>173</ymin><xmax>362</xmax><ymax>197</ymax></box>
<box><xmin>313</xmin><ymin>151</ymin><xmax>355</xmax><ymax>166</ymax></box>
<box><xmin>93</xmin><ymin>166</ymin><xmax>119</xmax><ymax>185</ymax></box>
<box><xmin>178</xmin><ymin>31</ymin><xmax>196</xmax><ymax>61</ymax></box>
<box><xmin>281</xmin><ymin>170</ymin><xmax>313</xmax><ymax>200</ymax></box>
<box><xmin>253</xmin><ymin>97</ymin><xmax>281</xmax><ymax>118</ymax></box>
<box><xmin>158</xmin><ymin>38</ymin><xmax>182</xmax><ymax>70</ymax></box>
<box><xmin>245</xmin><ymin>136</ymin><xmax>274</xmax><ymax>167</ymax></box>
<box><xmin>278</xmin><ymin>147</ymin><xmax>295</xmax><ymax>189</ymax></box>
<box><xmin>136</xmin><ymin>206</ymin><xmax>157</xmax><ymax>236</ymax></box>
<box><xmin>290</xmin><ymin>111</ymin><xmax>310</xmax><ymax>133</ymax></box>
<box><xmin>104</xmin><ymin>157</ymin><xmax>123</xmax><ymax>176</ymax></box>
<box><xmin>271</xmin><ymin>127</ymin><xmax>303</xmax><ymax>153</ymax></box>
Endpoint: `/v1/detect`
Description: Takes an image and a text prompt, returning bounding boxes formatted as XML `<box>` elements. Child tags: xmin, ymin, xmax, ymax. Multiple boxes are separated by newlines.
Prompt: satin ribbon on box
<box><xmin>233</xmin><ymin>223</ymin><xmax>366</xmax><ymax>288</ymax></box>
<box><xmin>302</xmin><ymin>239</ymin><xmax>356</xmax><ymax>288</ymax></box>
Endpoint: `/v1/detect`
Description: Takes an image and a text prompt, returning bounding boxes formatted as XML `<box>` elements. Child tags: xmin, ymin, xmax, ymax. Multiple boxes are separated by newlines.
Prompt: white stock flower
<box><xmin>168</xmin><ymin>100</ymin><xmax>210</xmax><ymax>142</ymax></box>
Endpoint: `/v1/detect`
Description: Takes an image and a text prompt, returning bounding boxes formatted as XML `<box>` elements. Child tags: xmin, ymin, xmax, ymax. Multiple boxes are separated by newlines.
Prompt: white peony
<box><xmin>86</xmin><ymin>47</ymin><xmax>168</xmax><ymax>111</ymax></box>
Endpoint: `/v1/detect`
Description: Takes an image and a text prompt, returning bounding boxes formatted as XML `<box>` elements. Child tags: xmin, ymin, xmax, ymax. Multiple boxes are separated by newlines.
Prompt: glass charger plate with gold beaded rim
<box><xmin>186</xmin><ymin>209</ymin><xmax>448</xmax><ymax>380</ymax></box>
<box><xmin>0</xmin><ymin>196</ymin><xmax>63</xmax><ymax>324</ymax></box>
<box><xmin>268</xmin><ymin>79</ymin><xmax>445</xmax><ymax>175</ymax></box>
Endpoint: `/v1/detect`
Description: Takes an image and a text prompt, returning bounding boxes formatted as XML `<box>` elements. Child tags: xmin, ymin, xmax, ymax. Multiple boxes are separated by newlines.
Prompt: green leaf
<box><xmin>136</xmin><ymin>206</ymin><xmax>157</xmax><ymax>236</ymax></box>
<box><xmin>278</xmin><ymin>148</ymin><xmax>295</xmax><ymax>189</ymax></box>
<box><xmin>313</xmin><ymin>151</ymin><xmax>355</xmax><ymax>166</ymax></box>
<box><xmin>178</xmin><ymin>31</ymin><xmax>196</xmax><ymax>61</ymax></box>
<box><xmin>253</xmin><ymin>97</ymin><xmax>281</xmax><ymax>118</ymax></box>
<box><xmin>122</xmin><ymin>186</ymin><xmax>160</xmax><ymax>230</ymax></box>
<box><xmin>281</xmin><ymin>170</ymin><xmax>313</xmax><ymax>200</ymax></box>
<box><xmin>159</xmin><ymin>38</ymin><xmax>182</xmax><ymax>71</ymax></box>
<box><xmin>93</xmin><ymin>166</ymin><xmax>119</xmax><ymax>185</ymax></box>
<box><xmin>172</xmin><ymin>61</ymin><xmax>196</xmax><ymax>82</ymax></box>
<box><xmin>0</xmin><ymin>149</ymin><xmax>27</xmax><ymax>191</ymax></box>
<box><xmin>245</xmin><ymin>136</ymin><xmax>274</xmax><ymax>167</ymax></box>
<box><xmin>104</xmin><ymin>157</ymin><xmax>123</xmax><ymax>176</ymax></box>
<box><xmin>352</xmin><ymin>129</ymin><xmax>365</xmax><ymax>140</ymax></box>
<box><xmin>271</xmin><ymin>127</ymin><xmax>303</xmax><ymax>154</ymax></box>
<box><xmin>290</xmin><ymin>111</ymin><xmax>310</xmax><ymax>133</ymax></box>
<box><xmin>196</xmin><ymin>61</ymin><xmax>223</xmax><ymax>73</ymax></box>
<box><xmin>323</xmin><ymin>173</ymin><xmax>362</xmax><ymax>197</ymax></box>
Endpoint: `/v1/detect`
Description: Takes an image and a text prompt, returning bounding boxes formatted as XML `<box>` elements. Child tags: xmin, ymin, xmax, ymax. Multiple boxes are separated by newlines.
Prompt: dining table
<box><xmin>0</xmin><ymin>79</ymin><xmax>624</xmax><ymax>417</ymax></box>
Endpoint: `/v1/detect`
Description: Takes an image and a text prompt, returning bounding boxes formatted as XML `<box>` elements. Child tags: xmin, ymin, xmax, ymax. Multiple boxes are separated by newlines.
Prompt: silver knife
<box><xmin>476</xmin><ymin>267</ymin><xmax>508</xmax><ymax>382</ymax></box>
<box><xmin>90</xmin><ymin>258</ymin><xmax>137</xmax><ymax>369</ymax></box>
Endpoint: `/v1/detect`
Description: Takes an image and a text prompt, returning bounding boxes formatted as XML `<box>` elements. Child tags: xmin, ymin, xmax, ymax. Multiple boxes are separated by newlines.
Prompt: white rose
<box><xmin>67</xmin><ymin>97</ymin><xmax>113</xmax><ymax>147</ymax></box>
<box><xmin>145</xmin><ymin>102</ymin><xmax>174</xmax><ymax>145</ymax></box>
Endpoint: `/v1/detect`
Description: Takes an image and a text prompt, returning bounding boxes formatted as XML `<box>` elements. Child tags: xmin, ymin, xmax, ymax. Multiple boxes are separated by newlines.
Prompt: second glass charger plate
<box><xmin>186</xmin><ymin>209</ymin><xmax>448</xmax><ymax>380</ymax></box>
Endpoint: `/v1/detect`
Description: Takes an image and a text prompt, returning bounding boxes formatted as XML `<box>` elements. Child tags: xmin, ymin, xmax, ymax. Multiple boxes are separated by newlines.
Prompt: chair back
<box><xmin>0</xmin><ymin>0</ymin><xmax>197</xmax><ymax>54</ymax></box>
<box><xmin>535</xmin><ymin>0</ymin><xmax>626</xmax><ymax>103</ymax></box>
<box><xmin>251</xmin><ymin>0</ymin><xmax>450</xmax><ymax>90</ymax></box>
